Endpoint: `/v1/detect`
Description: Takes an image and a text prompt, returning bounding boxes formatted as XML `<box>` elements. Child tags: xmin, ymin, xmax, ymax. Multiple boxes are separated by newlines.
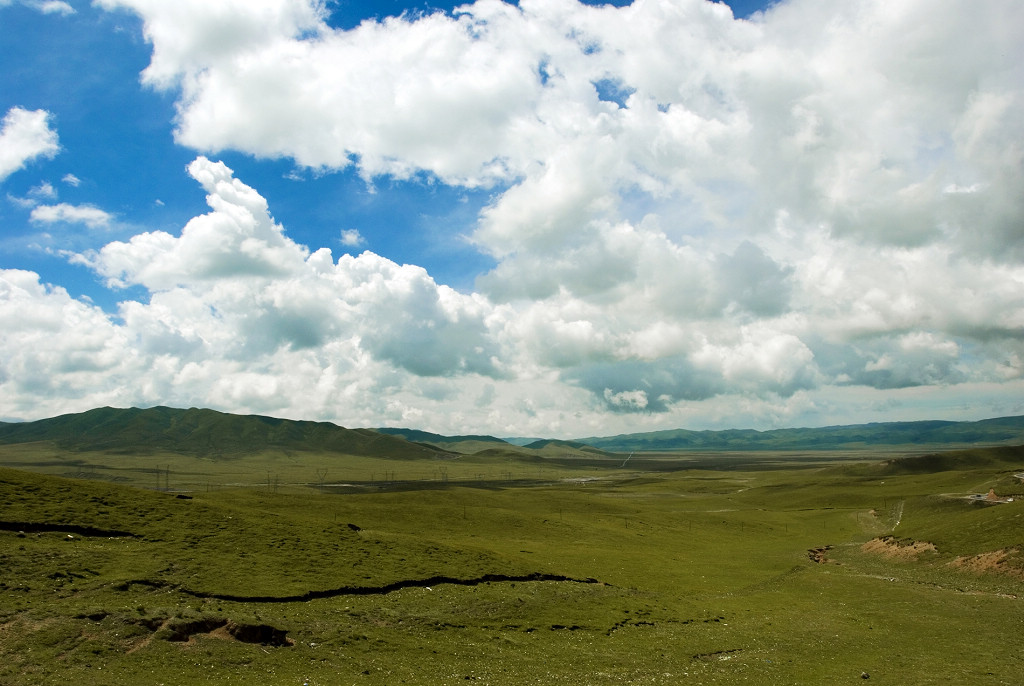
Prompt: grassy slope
<box><xmin>1</xmin><ymin>446</ymin><xmax>1022</xmax><ymax>685</ymax></box>
<box><xmin>0</xmin><ymin>406</ymin><xmax>454</xmax><ymax>460</ymax></box>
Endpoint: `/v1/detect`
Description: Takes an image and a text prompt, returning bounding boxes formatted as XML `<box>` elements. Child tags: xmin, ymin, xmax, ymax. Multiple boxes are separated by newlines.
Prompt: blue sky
<box><xmin>1</xmin><ymin>0</ymin><xmax>1022</xmax><ymax>436</ymax></box>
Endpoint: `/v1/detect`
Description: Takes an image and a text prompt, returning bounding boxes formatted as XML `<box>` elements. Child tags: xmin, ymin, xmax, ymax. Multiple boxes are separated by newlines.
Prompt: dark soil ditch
<box><xmin>116</xmin><ymin>572</ymin><xmax>604</xmax><ymax>603</ymax></box>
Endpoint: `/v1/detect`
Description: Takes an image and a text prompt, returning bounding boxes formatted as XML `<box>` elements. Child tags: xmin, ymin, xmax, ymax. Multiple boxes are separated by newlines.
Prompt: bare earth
<box><xmin>949</xmin><ymin>549</ymin><xmax>1024</xmax><ymax>579</ymax></box>
<box><xmin>860</xmin><ymin>536</ymin><xmax>937</xmax><ymax>561</ymax></box>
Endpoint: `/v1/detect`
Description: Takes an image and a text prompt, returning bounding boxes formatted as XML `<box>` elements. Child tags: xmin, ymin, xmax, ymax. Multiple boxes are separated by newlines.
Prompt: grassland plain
<box><xmin>1</xmin><ymin>443</ymin><xmax>1023</xmax><ymax>685</ymax></box>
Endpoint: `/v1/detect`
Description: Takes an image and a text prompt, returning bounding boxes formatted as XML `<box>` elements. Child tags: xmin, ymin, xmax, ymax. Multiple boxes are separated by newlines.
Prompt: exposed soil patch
<box><xmin>949</xmin><ymin>549</ymin><xmax>1024</xmax><ymax>579</ymax></box>
<box><xmin>808</xmin><ymin>545</ymin><xmax>834</xmax><ymax>564</ymax></box>
<box><xmin>693</xmin><ymin>648</ymin><xmax>743</xmax><ymax>661</ymax></box>
<box><xmin>220</xmin><ymin>620</ymin><xmax>293</xmax><ymax>646</ymax></box>
<box><xmin>159</xmin><ymin>617</ymin><xmax>292</xmax><ymax>646</ymax></box>
<box><xmin>861</xmin><ymin>536</ymin><xmax>937</xmax><ymax>561</ymax></box>
<box><xmin>160</xmin><ymin>617</ymin><xmax>227</xmax><ymax>642</ymax></box>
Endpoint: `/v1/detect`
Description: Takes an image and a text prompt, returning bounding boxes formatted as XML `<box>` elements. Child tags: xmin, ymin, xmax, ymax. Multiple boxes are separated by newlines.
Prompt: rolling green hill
<box><xmin>2</xmin><ymin>436</ymin><xmax>1022</xmax><ymax>685</ymax></box>
<box><xmin>873</xmin><ymin>444</ymin><xmax>1024</xmax><ymax>475</ymax></box>
<box><xmin>373</xmin><ymin>427</ymin><xmax>510</xmax><ymax>452</ymax></box>
<box><xmin>577</xmin><ymin>415</ymin><xmax>1024</xmax><ymax>452</ymax></box>
<box><xmin>523</xmin><ymin>438</ymin><xmax>616</xmax><ymax>458</ymax></box>
<box><xmin>0</xmin><ymin>406</ymin><xmax>453</xmax><ymax>460</ymax></box>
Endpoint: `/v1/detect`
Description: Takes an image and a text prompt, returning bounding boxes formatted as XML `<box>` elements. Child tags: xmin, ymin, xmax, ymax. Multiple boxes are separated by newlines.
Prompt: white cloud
<box><xmin>78</xmin><ymin>157</ymin><xmax>307</xmax><ymax>289</ymax></box>
<box><xmin>93</xmin><ymin>0</ymin><xmax>325</xmax><ymax>90</ymax></box>
<box><xmin>30</xmin><ymin>203</ymin><xmax>112</xmax><ymax>228</ymax></box>
<box><xmin>93</xmin><ymin>0</ymin><xmax>1024</xmax><ymax>260</ymax></box>
<box><xmin>5</xmin><ymin>180</ymin><xmax>58</xmax><ymax>209</ymax></box>
<box><xmin>23</xmin><ymin>150</ymin><xmax>1018</xmax><ymax>430</ymax></box>
<box><xmin>6</xmin><ymin>193</ymin><xmax>38</xmax><ymax>209</ymax></box>
<box><xmin>340</xmin><ymin>229</ymin><xmax>364</xmax><ymax>247</ymax></box>
<box><xmin>73</xmin><ymin>158</ymin><xmax>502</xmax><ymax>376</ymax></box>
<box><xmin>0</xmin><ymin>107</ymin><xmax>59</xmax><ymax>182</ymax></box>
<box><xmin>604</xmin><ymin>388</ymin><xmax>648</xmax><ymax>412</ymax></box>
<box><xmin>1</xmin><ymin>159</ymin><xmax>516</xmax><ymax>423</ymax></box>
<box><xmin>61</xmin><ymin>173</ymin><xmax>80</xmax><ymax>187</ymax></box>
<box><xmin>29</xmin><ymin>181</ymin><xmax>57</xmax><ymax>199</ymax></box>
<box><xmin>0</xmin><ymin>270</ymin><xmax>140</xmax><ymax>419</ymax></box>
<box><xmin>32</xmin><ymin>0</ymin><xmax>75</xmax><ymax>15</ymax></box>
<box><xmin>0</xmin><ymin>0</ymin><xmax>75</xmax><ymax>14</ymax></box>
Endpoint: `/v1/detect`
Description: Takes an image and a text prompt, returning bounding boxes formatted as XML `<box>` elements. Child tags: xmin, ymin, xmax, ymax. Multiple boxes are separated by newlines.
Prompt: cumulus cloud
<box><xmin>94</xmin><ymin>0</ymin><xmax>1024</xmax><ymax>257</ymax></box>
<box><xmin>0</xmin><ymin>270</ymin><xmax>139</xmax><ymax>418</ymax></box>
<box><xmin>71</xmin><ymin>158</ymin><xmax>502</xmax><ymax>374</ymax></box>
<box><xmin>340</xmin><ymin>229</ymin><xmax>364</xmax><ymax>247</ymax></box>
<box><xmin>2</xmin><ymin>145</ymin><xmax>1023</xmax><ymax>430</ymax></box>
<box><xmin>0</xmin><ymin>107</ymin><xmax>59</xmax><ymax>182</ymax></box>
<box><xmin>92</xmin><ymin>0</ymin><xmax>1024</xmax><ymax>287</ymax></box>
<box><xmin>0</xmin><ymin>157</ymin><xmax>514</xmax><ymax>422</ymax></box>
<box><xmin>78</xmin><ymin>157</ymin><xmax>307</xmax><ymax>289</ymax></box>
<box><xmin>30</xmin><ymin>203</ymin><xmax>112</xmax><ymax>228</ymax></box>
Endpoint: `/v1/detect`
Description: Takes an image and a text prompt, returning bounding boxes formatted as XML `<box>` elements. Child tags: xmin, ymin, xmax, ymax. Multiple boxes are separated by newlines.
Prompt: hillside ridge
<box><xmin>0</xmin><ymin>406</ymin><xmax>454</xmax><ymax>460</ymax></box>
<box><xmin>374</xmin><ymin>427</ymin><xmax>508</xmax><ymax>446</ymax></box>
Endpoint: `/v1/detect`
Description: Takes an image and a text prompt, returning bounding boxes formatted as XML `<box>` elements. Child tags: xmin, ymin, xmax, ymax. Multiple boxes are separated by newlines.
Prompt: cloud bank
<box><xmin>2</xmin><ymin>0</ymin><xmax>1023</xmax><ymax>434</ymax></box>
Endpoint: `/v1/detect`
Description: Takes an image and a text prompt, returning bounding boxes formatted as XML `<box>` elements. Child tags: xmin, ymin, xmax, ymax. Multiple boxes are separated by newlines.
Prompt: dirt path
<box><xmin>891</xmin><ymin>500</ymin><xmax>904</xmax><ymax>529</ymax></box>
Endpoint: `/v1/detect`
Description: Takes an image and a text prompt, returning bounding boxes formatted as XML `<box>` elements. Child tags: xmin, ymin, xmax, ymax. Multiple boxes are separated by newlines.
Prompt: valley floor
<box><xmin>1</xmin><ymin>446</ymin><xmax>1022</xmax><ymax>684</ymax></box>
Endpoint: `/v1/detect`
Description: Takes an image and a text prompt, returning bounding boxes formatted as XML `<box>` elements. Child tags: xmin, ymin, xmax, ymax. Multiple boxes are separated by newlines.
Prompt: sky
<box><xmin>1</xmin><ymin>0</ymin><xmax>1023</xmax><ymax>438</ymax></box>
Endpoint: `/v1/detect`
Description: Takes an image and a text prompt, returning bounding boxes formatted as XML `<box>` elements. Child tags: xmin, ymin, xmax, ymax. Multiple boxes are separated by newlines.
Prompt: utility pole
<box><xmin>316</xmin><ymin>468</ymin><xmax>328</xmax><ymax>494</ymax></box>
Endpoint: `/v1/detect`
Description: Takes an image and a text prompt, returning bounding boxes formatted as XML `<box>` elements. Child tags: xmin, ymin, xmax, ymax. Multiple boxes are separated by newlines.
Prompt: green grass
<box><xmin>1</xmin><ymin>444</ymin><xmax>1023</xmax><ymax>685</ymax></box>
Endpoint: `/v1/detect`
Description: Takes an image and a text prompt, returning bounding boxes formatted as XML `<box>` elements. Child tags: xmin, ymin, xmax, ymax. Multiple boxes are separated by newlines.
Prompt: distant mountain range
<box><xmin>1</xmin><ymin>407</ymin><xmax>1023</xmax><ymax>457</ymax></box>
<box><xmin>576</xmin><ymin>415</ymin><xmax>1024</xmax><ymax>452</ymax></box>
<box><xmin>374</xmin><ymin>427</ymin><xmax>508</xmax><ymax>447</ymax></box>
<box><xmin>374</xmin><ymin>428</ymin><xmax>609</xmax><ymax>455</ymax></box>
